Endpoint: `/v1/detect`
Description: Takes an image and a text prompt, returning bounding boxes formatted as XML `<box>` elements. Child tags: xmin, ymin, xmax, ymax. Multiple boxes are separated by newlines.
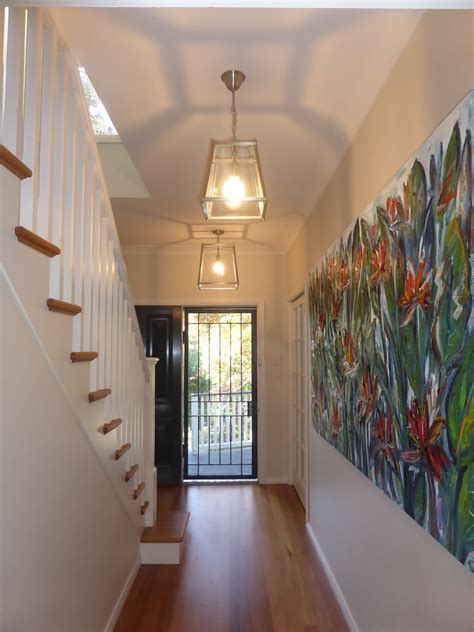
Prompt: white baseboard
<box><xmin>104</xmin><ymin>554</ymin><xmax>141</xmax><ymax>632</ymax></box>
<box><xmin>305</xmin><ymin>523</ymin><xmax>359</xmax><ymax>632</ymax></box>
<box><xmin>259</xmin><ymin>476</ymin><xmax>289</xmax><ymax>484</ymax></box>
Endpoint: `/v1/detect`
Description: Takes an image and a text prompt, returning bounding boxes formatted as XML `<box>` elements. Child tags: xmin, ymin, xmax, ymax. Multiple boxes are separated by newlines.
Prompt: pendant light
<box><xmin>198</xmin><ymin>230</ymin><xmax>239</xmax><ymax>290</ymax></box>
<box><xmin>200</xmin><ymin>70</ymin><xmax>267</xmax><ymax>221</ymax></box>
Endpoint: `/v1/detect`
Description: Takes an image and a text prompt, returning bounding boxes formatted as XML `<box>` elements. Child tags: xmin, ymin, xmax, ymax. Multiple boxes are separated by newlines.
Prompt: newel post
<box><xmin>144</xmin><ymin>357</ymin><xmax>158</xmax><ymax>527</ymax></box>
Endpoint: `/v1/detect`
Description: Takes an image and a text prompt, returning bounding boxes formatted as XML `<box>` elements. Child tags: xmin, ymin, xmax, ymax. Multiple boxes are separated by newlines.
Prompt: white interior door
<box><xmin>291</xmin><ymin>294</ymin><xmax>307</xmax><ymax>507</ymax></box>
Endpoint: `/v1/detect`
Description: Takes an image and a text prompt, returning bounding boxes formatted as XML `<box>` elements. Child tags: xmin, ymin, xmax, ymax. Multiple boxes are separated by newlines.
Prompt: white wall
<box><xmin>0</xmin><ymin>271</ymin><xmax>138</xmax><ymax>632</ymax></box>
<box><xmin>286</xmin><ymin>9</ymin><xmax>473</xmax><ymax>632</ymax></box>
<box><xmin>0</xmin><ymin>165</ymin><xmax>140</xmax><ymax>632</ymax></box>
<box><xmin>123</xmin><ymin>249</ymin><xmax>289</xmax><ymax>483</ymax></box>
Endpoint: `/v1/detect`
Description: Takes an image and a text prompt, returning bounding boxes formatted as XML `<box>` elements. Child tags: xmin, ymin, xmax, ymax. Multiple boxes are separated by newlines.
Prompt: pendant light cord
<box><xmin>231</xmin><ymin>87</ymin><xmax>237</xmax><ymax>141</ymax></box>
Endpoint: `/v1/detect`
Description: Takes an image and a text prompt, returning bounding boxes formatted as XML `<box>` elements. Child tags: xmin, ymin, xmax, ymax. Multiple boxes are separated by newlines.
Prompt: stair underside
<box><xmin>141</xmin><ymin>511</ymin><xmax>190</xmax><ymax>544</ymax></box>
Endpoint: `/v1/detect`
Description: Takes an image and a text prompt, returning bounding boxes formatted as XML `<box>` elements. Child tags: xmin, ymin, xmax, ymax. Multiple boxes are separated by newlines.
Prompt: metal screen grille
<box><xmin>184</xmin><ymin>309</ymin><xmax>257</xmax><ymax>479</ymax></box>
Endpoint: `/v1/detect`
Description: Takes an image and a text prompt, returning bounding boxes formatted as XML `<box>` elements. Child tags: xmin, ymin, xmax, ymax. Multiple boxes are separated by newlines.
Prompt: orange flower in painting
<box><xmin>386</xmin><ymin>194</ymin><xmax>412</xmax><ymax>229</ymax></box>
<box><xmin>344</xmin><ymin>332</ymin><xmax>355</xmax><ymax>365</ymax></box>
<box><xmin>369</xmin><ymin>240</ymin><xmax>390</xmax><ymax>287</ymax></box>
<box><xmin>337</xmin><ymin>262</ymin><xmax>350</xmax><ymax>291</ymax></box>
<box><xmin>373</xmin><ymin>410</ymin><xmax>396</xmax><ymax>469</ymax></box>
<box><xmin>358</xmin><ymin>368</ymin><xmax>378</xmax><ymax>420</ymax></box>
<box><xmin>400</xmin><ymin>397</ymin><xmax>449</xmax><ymax>482</ymax></box>
<box><xmin>398</xmin><ymin>259</ymin><xmax>432</xmax><ymax>325</ymax></box>
<box><xmin>354</xmin><ymin>244</ymin><xmax>366</xmax><ymax>283</ymax></box>
<box><xmin>437</xmin><ymin>170</ymin><xmax>456</xmax><ymax>216</ymax></box>
<box><xmin>386</xmin><ymin>196</ymin><xmax>398</xmax><ymax>224</ymax></box>
<box><xmin>343</xmin><ymin>331</ymin><xmax>359</xmax><ymax>377</ymax></box>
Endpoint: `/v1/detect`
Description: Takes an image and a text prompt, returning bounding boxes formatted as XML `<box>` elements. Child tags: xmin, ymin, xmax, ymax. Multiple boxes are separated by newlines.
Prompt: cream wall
<box><xmin>1</xmin><ymin>274</ymin><xmax>138</xmax><ymax>632</ymax></box>
<box><xmin>123</xmin><ymin>250</ymin><xmax>289</xmax><ymax>483</ymax></box>
<box><xmin>286</xmin><ymin>9</ymin><xmax>473</xmax><ymax>632</ymax></box>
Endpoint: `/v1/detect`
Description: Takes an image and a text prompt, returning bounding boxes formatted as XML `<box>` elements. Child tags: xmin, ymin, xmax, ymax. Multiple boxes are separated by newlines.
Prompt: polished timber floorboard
<box><xmin>115</xmin><ymin>484</ymin><xmax>348</xmax><ymax>632</ymax></box>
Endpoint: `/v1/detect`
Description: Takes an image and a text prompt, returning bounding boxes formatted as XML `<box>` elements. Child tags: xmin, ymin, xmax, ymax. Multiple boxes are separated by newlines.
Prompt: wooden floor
<box><xmin>115</xmin><ymin>484</ymin><xmax>348</xmax><ymax>632</ymax></box>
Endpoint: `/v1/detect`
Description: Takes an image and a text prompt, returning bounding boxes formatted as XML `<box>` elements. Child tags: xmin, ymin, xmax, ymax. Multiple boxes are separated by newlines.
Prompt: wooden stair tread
<box><xmin>47</xmin><ymin>298</ymin><xmax>82</xmax><ymax>316</ymax></box>
<box><xmin>125</xmin><ymin>464</ymin><xmax>139</xmax><ymax>482</ymax></box>
<box><xmin>133</xmin><ymin>482</ymin><xmax>145</xmax><ymax>500</ymax></box>
<box><xmin>15</xmin><ymin>226</ymin><xmax>60</xmax><ymax>258</ymax></box>
<box><xmin>141</xmin><ymin>511</ymin><xmax>190</xmax><ymax>544</ymax></box>
<box><xmin>0</xmin><ymin>144</ymin><xmax>32</xmax><ymax>180</ymax></box>
<box><xmin>115</xmin><ymin>443</ymin><xmax>131</xmax><ymax>460</ymax></box>
<box><xmin>102</xmin><ymin>418</ymin><xmax>122</xmax><ymax>435</ymax></box>
<box><xmin>70</xmin><ymin>351</ymin><xmax>98</xmax><ymax>363</ymax></box>
<box><xmin>89</xmin><ymin>388</ymin><xmax>111</xmax><ymax>403</ymax></box>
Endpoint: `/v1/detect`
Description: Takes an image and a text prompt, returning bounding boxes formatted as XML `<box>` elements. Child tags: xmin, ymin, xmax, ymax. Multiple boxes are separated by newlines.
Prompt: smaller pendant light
<box><xmin>200</xmin><ymin>70</ymin><xmax>267</xmax><ymax>221</ymax></box>
<box><xmin>198</xmin><ymin>230</ymin><xmax>239</xmax><ymax>290</ymax></box>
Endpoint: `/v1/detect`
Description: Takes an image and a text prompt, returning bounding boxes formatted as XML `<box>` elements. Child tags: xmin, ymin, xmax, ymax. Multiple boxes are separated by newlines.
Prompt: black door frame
<box><xmin>183</xmin><ymin>307</ymin><xmax>258</xmax><ymax>480</ymax></box>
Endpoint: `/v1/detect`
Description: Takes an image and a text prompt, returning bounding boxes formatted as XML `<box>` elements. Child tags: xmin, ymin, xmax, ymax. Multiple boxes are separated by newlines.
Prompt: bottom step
<box><xmin>140</xmin><ymin>511</ymin><xmax>190</xmax><ymax>565</ymax></box>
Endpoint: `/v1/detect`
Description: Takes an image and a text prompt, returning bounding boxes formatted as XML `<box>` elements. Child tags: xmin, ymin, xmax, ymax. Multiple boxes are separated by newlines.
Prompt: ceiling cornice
<box><xmin>25</xmin><ymin>1</ymin><xmax>472</xmax><ymax>8</ymax></box>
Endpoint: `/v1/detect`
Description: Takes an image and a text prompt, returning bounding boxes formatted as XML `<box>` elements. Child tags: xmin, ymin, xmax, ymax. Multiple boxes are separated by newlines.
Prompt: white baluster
<box><xmin>97</xmin><ymin>217</ymin><xmax>108</xmax><ymax>389</ymax></box>
<box><xmin>72</xmin><ymin>136</ymin><xmax>86</xmax><ymax>351</ymax></box>
<box><xmin>49</xmin><ymin>48</ymin><xmax>68</xmax><ymax>299</ymax></box>
<box><xmin>81</xmin><ymin>162</ymin><xmax>95</xmax><ymax>352</ymax></box>
<box><xmin>89</xmin><ymin>193</ymin><xmax>101</xmax><ymax>390</ymax></box>
<box><xmin>36</xmin><ymin>23</ymin><xmax>57</xmax><ymax>239</ymax></box>
<box><xmin>2</xmin><ymin>8</ymin><xmax>26</xmax><ymax>156</ymax></box>
<box><xmin>61</xmin><ymin>91</ymin><xmax>77</xmax><ymax>303</ymax></box>
<box><xmin>20</xmin><ymin>9</ymin><xmax>43</xmax><ymax>230</ymax></box>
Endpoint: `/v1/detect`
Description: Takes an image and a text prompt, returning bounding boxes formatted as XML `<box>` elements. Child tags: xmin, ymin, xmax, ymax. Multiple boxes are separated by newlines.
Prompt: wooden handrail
<box><xmin>133</xmin><ymin>482</ymin><xmax>145</xmax><ymax>500</ymax></box>
<box><xmin>102</xmin><ymin>418</ymin><xmax>122</xmax><ymax>435</ymax></box>
<box><xmin>140</xmin><ymin>501</ymin><xmax>150</xmax><ymax>516</ymax></box>
<box><xmin>88</xmin><ymin>388</ymin><xmax>111</xmax><ymax>403</ymax></box>
<box><xmin>0</xmin><ymin>145</ymin><xmax>32</xmax><ymax>180</ymax></box>
<box><xmin>47</xmin><ymin>298</ymin><xmax>82</xmax><ymax>316</ymax></box>
<box><xmin>70</xmin><ymin>351</ymin><xmax>98</xmax><ymax>363</ymax></box>
<box><xmin>125</xmin><ymin>464</ymin><xmax>139</xmax><ymax>482</ymax></box>
<box><xmin>15</xmin><ymin>226</ymin><xmax>60</xmax><ymax>258</ymax></box>
<box><xmin>115</xmin><ymin>443</ymin><xmax>131</xmax><ymax>460</ymax></box>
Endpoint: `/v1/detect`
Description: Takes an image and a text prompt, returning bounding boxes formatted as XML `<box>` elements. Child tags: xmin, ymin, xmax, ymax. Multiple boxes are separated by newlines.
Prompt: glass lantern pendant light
<box><xmin>198</xmin><ymin>230</ymin><xmax>239</xmax><ymax>290</ymax></box>
<box><xmin>200</xmin><ymin>70</ymin><xmax>267</xmax><ymax>221</ymax></box>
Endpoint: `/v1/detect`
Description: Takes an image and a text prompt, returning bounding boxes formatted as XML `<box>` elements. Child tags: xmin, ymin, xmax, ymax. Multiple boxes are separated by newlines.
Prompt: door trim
<box><xmin>289</xmin><ymin>292</ymin><xmax>309</xmax><ymax>513</ymax></box>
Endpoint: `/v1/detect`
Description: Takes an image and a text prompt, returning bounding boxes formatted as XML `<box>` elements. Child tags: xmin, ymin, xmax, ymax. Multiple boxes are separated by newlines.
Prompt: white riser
<box><xmin>141</xmin><ymin>541</ymin><xmax>183</xmax><ymax>565</ymax></box>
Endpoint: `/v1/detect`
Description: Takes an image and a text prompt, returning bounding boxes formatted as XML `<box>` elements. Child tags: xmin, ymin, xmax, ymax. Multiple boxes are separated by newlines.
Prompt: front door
<box><xmin>136</xmin><ymin>306</ymin><xmax>182</xmax><ymax>485</ymax></box>
<box><xmin>184</xmin><ymin>308</ymin><xmax>257</xmax><ymax>479</ymax></box>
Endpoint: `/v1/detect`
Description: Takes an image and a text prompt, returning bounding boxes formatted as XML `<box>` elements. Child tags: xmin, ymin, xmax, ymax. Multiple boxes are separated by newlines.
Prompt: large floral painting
<box><xmin>309</xmin><ymin>91</ymin><xmax>473</xmax><ymax>570</ymax></box>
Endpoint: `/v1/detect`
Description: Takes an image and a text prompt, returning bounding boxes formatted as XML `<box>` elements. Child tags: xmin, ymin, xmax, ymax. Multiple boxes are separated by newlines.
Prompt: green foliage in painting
<box><xmin>308</xmin><ymin>93</ymin><xmax>473</xmax><ymax>569</ymax></box>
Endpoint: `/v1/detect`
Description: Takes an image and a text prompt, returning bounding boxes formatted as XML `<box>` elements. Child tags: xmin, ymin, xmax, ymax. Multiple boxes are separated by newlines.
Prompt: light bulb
<box><xmin>222</xmin><ymin>175</ymin><xmax>245</xmax><ymax>210</ymax></box>
<box><xmin>213</xmin><ymin>259</ymin><xmax>225</xmax><ymax>276</ymax></box>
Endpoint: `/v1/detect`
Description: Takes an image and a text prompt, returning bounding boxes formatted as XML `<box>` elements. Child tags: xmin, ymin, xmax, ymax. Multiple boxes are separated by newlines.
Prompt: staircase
<box><xmin>0</xmin><ymin>4</ymin><xmax>165</xmax><ymax>535</ymax></box>
<box><xmin>141</xmin><ymin>511</ymin><xmax>190</xmax><ymax>564</ymax></box>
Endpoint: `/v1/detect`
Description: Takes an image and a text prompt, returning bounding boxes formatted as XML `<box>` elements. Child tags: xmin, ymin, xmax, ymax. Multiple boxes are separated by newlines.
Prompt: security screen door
<box><xmin>184</xmin><ymin>308</ymin><xmax>257</xmax><ymax>479</ymax></box>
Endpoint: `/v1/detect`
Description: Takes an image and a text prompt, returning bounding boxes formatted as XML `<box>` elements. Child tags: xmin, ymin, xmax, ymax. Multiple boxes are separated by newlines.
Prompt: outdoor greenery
<box><xmin>187</xmin><ymin>312</ymin><xmax>253</xmax><ymax>396</ymax></box>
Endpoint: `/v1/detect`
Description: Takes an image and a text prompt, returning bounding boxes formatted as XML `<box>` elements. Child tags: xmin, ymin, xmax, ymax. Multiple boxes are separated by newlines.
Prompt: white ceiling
<box><xmin>51</xmin><ymin>7</ymin><xmax>423</xmax><ymax>252</ymax></box>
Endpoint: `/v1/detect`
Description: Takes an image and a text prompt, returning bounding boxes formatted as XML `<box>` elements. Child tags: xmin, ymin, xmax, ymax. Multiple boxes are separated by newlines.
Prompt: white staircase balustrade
<box><xmin>1</xmin><ymin>7</ymin><xmax>156</xmax><ymax>529</ymax></box>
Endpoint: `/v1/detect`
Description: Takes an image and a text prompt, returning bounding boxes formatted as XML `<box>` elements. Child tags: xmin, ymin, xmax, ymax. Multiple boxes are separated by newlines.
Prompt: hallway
<box><xmin>115</xmin><ymin>485</ymin><xmax>347</xmax><ymax>632</ymax></box>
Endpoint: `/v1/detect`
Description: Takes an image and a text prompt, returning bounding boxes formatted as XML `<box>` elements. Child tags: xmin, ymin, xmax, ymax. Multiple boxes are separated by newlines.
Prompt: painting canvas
<box><xmin>308</xmin><ymin>91</ymin><xmax>473</xmax><ymax>570</ymax></box>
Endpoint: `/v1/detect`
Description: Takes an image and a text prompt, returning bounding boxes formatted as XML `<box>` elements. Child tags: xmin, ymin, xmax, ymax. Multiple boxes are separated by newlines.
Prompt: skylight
<box><xmin>78</xmin><ymin>66</ymin><xmax>118</xmax><ymax>137</ymax></box>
